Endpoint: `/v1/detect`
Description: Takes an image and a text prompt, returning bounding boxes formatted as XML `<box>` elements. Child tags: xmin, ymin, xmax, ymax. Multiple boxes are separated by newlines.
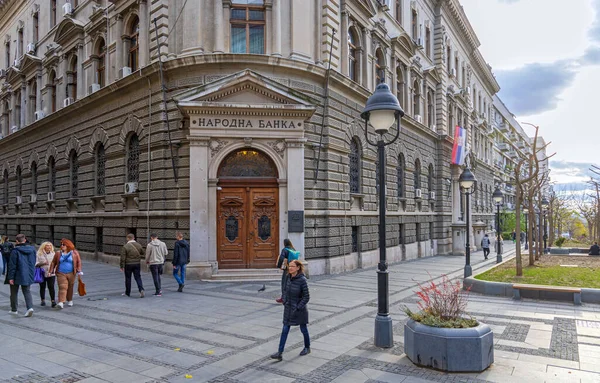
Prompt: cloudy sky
<box><xmin>460</xmin><ymin>0</ymin><xmax>599</xmax><ymax>190</ymax></box>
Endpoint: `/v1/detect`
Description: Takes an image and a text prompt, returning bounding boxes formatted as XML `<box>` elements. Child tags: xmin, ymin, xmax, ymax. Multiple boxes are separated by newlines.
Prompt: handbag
<box><xmin>34</xmin><ymin>267</ymin><xmax>45</xmax><ymax>283</ymax></box>
<box><xmin>77</xmin><ymin>274</ymin><xmax>87</xmax><ymax>297</ymax></box>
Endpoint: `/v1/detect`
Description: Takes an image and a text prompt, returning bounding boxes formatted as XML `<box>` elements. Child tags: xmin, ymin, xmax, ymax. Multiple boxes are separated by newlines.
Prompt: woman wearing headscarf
<box><xmin>49</xmin><ymin>239</ymin><xmax>82</xmax><ymax>309</ymax></box>
<box><xmin>36</xmin><ymin>241</ymin><xmax>57</xmax><ymax>307</ymax></box>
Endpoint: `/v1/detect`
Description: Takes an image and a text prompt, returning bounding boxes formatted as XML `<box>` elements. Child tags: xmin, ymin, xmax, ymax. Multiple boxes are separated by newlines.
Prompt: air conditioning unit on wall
<box><xmin>415</xmin><ymin>115</ymin><xmax>423</xmax><ymax>123</ymax></box>
<box><xmin>429</xmin><ymin>191</ymin><xmax>435</xmax><ymax>200</ymax></box>
<box><xmin>26</xmin><ymin>43</ymin><xmax>36</xmax><ymax>54</ymax></box>
<box><xmin>120</xmin><ymin>66</ymin><xmax>132</xmax><ymax>78</ymax></box>
<box><xmin>63</xmin><ymin>2</ymin><xmax>73</xmax><ymax>15</ymax></box>
<box><xmin>124</xmin><ymin>182</ymin><xmax>138</xmax><ymax>194</ymax></box>
<box><xmin>63</xmin><ymin>97</ymin><xmax>74</xmax><ymax>107</ymax></box>
<box><xmin>15</xmin><ymin>196</ymin><xmax>22</xmax><ymax>204</ymax></box>
<box><xmin>47</xmin><ymin>192</ymin><xmax>55</xmax><ymax>201</ymax></box>
<box><xmin>415</xmin><ymin>189</ymin><xmax>422</xmax><ymax>198</ymax></box>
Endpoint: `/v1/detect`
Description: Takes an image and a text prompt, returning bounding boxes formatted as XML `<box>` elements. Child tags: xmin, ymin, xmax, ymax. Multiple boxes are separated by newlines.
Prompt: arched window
<box><xmin>427</xmin><ymin>89</ymin><xmax>434</xmax><ymax>128</ymax></box>
<box><xmin>69</xmin><ymin>56</ymin><xmax>78</xmax><ymax>101</ymax></box>
<box><xmin>413</xmin><ymin>80</ymin><xmax>420</xmax><ymax>117</ymax></box>
<box><xmin>95</xmin><ymin>38</ymin><xmax>106</xmax><ymax>88</ymax></box>
<box><xmin>48</xmin><ymin>156</ymin><xmax>56</xmax><ymax>193</ymax></box>
<box><xmin>397</xmin><ymin>154</ymin><xmax>405</xmax><ymax>198</ymax></box>
<box><xmin>127</xmin><ymin>134</ymin><xmax>140</xmax><ymax>183</ymax></box>
<box><xmin>428</xmin><ymin>164</ymin><xmax>434</xmax><ymax>196</ymax></box>
<box><xmin>3</xmin><ymin>100</ymin><xmax>9</xmax><ymax>132</ymax></box>
<box><xmin>2</xmin><ymin>170</ymin><xmax>8</xmax><ymax>205</ymax></box>
<box><xmin>348</xmin><ymin>28</ymin><xmax>359</xmax><ymax>82</ymax></box>
<box><xmin>349</xmin><ymin>137</ymin><xmax>361</xmax><ymax>194</ymax></box>
<box><xmin>218</xmin><ymin>149</ymin><xmax>278</xmax><ymax>178</ymax></box>
<box><xmin>16</xmin><ymin>166</ymin><xmax>22</xmax><ymax>197</ymax></box>
<box><xmin>128</xmin><ymin>16</ymin><xmax>140</xmax><ymax>71</ymax></box>
<box><xmin>375</xmin><ymin>48</ymin><xmax>385</xmax><ymax>85</ymax></box>
<box><xmin>69</xmin><ymin>150</ymin><xmax>78</xmax><ymax>198</ymax></box>
<box><xmin>48</xmin><ymin>70</ymin><xmax>57</xmax><ymax>113</ymax></box>
<box><xmin>414</xmin><ymin>159</ymin><xmax>421</xmax><ymax>192</ymax></box>
<box><xmin>31</xmin><ymin>162</ymin><xmax>37</xmax><ymax>195</ymax></box>
<box><xmin>396</xmin><ymin>66</ymin><xmax>405</xmax><ymax>108</ymax></box>
<box><xmin>95</xmin><ymin>143</ymin><xmax>106</xmax><ymax>196</ymax></box>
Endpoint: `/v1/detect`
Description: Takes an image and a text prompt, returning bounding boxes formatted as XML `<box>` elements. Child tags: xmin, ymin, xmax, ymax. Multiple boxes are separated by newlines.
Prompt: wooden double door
<box><xmin>217</xmin><ymin>186</ymin><xmax>279</xmax><ymax>269</ymax></box>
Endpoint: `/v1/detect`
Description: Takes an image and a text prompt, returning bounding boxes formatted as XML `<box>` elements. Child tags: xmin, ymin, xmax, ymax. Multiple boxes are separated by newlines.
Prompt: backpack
<box><xmin>287</xmin><ymin>248</ymin><xmax>300</xmax><ymax>262</ymax></box>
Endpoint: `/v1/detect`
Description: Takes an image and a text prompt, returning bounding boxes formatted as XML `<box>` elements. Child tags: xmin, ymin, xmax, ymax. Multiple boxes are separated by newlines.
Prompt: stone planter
<box><xmin>404</xmin><ymin>319</ymin><xmax>494</xmax><ymax>372</ymax></box>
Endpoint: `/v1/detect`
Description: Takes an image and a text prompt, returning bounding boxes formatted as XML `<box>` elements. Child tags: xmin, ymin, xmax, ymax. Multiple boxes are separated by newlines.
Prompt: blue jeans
<box><xmin>173</xmin><ymin>264</ymin><xmax>186</xmax><ymax>285</ymax></box>
<box><xmin>278</xmin><ymin>324</ymin><xmax>310</xmax><ymax>353</ymax></box>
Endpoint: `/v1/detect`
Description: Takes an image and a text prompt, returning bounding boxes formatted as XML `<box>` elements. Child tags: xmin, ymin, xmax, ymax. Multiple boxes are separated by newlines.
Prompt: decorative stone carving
<box><xmin>267</xmin><ymin>139</ymin><xmax>286</xmax><ymax>158</ymax></box>
<box><xmin>209</xmin><ymin>139</ymin><xmax>229</xmax><ymax>157</ymax></box>
<box><xmin>244</xmin><ymin>137</ymin><xmax>253</xmax><ymax>147</ymax></box>
<box><xmin>466</xmin><ymin>64</ymin><xmax>473</xmax><ymax>87</ymax></box>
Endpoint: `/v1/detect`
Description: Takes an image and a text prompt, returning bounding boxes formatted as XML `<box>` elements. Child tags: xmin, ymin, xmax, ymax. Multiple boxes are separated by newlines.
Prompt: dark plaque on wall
<box><xmin>288</xmin><ymin>210</ymin><xmax>304</xmax><ymax>233</ymax></box>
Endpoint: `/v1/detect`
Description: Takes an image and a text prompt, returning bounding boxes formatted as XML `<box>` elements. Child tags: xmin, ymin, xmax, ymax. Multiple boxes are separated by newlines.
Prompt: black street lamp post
<box><xmin>492</xmin><ymin>187</ymin><xmax>504</xmax><ymax>263</ymax></box>
<box><xmin>459</xmin><ymin>167</ymin><xmax>477</xmax><ymax>278</ymax></box>
<box><xmin>542</xmin><ymin>197</ymin><xmax>549</xmax><ymax>253</ymax></box>
<box><xmin>523</xmin><ymin>207</ymin><xmax>529</xmax><ymax>250</ymax></box>
<box><xmin>361</xmin><ymin>83</ymin><xmax>404</xmax><ymax>348</ymax></box>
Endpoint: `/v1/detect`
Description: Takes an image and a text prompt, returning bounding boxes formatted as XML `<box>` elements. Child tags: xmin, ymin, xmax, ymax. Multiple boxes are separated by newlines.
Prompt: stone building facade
<box><xmin>0</xmin><ymin>0</ymin><xmax>519</xmax><ymax>278</ymax></box>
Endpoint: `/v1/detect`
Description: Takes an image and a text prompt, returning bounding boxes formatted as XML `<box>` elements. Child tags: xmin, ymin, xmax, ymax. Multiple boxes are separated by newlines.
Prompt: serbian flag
<box><xmin>451</xmin><ymin>126</ymin><xmax>466</xmax><ymax>165</ymax></box>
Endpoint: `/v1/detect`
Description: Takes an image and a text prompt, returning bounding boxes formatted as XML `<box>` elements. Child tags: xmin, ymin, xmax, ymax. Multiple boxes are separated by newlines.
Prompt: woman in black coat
<box><xmin>271</xmin><ymin>260</ymin><xmax>310</xmax><ymax>361</ymax></box>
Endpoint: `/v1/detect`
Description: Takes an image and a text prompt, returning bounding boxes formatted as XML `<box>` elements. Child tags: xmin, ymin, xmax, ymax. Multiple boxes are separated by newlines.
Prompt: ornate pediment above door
<box><xmin>176</xmin><ymin>69</ymin><xmax>317</xmax><ymax>138</ymax></box>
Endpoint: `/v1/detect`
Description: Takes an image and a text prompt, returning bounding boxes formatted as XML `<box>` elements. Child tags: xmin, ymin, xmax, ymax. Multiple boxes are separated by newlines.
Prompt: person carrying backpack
<box><xmin>276</xmin><ymin>239</ymin><xmax>300</xmax><ymax>303</ymax></box>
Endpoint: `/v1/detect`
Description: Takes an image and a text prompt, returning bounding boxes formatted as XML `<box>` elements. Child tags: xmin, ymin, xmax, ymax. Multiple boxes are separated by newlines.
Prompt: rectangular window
<box><xmin>231</xmin><ymin>1</ymin><xmax>265</xmax><ymax>54</ymax></box>
<box><xmin>31</xmin><ymin>225</ymin><xmax>36</xmax><ymax>245</ymax></box>
<box><xmin>96</xmin><ymin>227</ymin><xmax>103</xmax><ymax>253</ymax></box>
<box><xmin>51</xmin><ymin>0</ymin><xmax>56</xmax><ymax>27</ymax></box>
<box><xmin>411</xmin><ymin>10</ymin><xmax>418</xmax><ymax>40</ymax></box>
<box><xmin>49</xmin><ymin>225</ymin><xmax>54</xmax><ymax>246</ymax></box>
<box><xmin>416</xmin><ymin>223</ymin><xmax>421</xmax><ymax>242</ymax></box>
<box><xmin>425</xmin><ymin>27</ymin><xmax>431</xmax><ymax>58</ymax></box>
<box><xmin>351</xmin><ymin>226</ymin><xmax>358</xmax><ymax>253</ymax></box>
<box><xmin>399</xmin><ymin>223</ymin><xmax>404</xmax><ymax>245</ymax></box>
<box><xmin>33</xmin><ymin>14</ymin><xmax>39</xmax><ymax>43</ymax></box>
<box><xmin>70</xmin><ymin>226</ymin><xmax>76</xmax><ymax>243</ymax></box>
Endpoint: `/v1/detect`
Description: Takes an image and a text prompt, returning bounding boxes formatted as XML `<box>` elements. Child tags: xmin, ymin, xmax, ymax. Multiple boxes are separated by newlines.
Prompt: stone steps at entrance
<box><xmin>204</xmin><ymin>268</ymin><xmax>283</xmax><ymax>282</ymax></box>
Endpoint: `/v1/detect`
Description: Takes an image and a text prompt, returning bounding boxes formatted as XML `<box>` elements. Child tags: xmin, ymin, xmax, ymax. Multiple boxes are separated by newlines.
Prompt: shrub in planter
<box><xmin>403</xmin><ymin>275</ymin><xmax>494</xmax><ymax>372</ymax></box>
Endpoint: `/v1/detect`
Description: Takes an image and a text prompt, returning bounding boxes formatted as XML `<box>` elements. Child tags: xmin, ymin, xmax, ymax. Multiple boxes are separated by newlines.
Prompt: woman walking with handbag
<box><xmin>35</xmin><ymin>242</ymin><xmax>57</xmax><ymax>307</ymax></box>
<box><xmin>49</xmin><ymin>239</ymin><xmax>82</xmax><ymax>309</ymax></box>
<box><xmin>270</xmin><ymin>260</ymin><xmax>311</xmax><ymax>361</ymax></box>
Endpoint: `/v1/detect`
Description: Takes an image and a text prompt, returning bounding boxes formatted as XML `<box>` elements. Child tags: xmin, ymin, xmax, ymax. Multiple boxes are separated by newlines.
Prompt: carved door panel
<box><xmin>217</xmin><ymin>188</ymin><xmax>246</xmax><ymax>269</ymax></box>
<box><xmin>248</xmin><ymin>188</ymin><xmax>279</xmax><ymax>268</ymax></box>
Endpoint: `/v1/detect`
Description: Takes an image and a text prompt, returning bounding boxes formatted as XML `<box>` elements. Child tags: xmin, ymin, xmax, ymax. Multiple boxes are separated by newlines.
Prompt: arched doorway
<box><xmin>217</xmin><ymin>149</ymin><xmax>279</xmax><ymax>269</ymax></box>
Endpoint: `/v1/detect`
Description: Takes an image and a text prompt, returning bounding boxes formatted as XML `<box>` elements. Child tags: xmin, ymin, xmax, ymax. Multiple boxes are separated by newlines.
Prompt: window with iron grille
<box><xmin>349</xmin><ymin>138</ymin><xmax>361</xmax><ymax>194</ymax></box>
<box><xmin>31</xmin><ymin>162</ymin><xmax>37</xmax><ymax>195</ymax></box>
<box><xmin>48</xmin><ymin>157</ymin><xmax>56</xmax><ymax>192</ymax></box>
<box><xmin>96</xmin><ymin>144</ymin><xmax>106</xmax><ymax>195</ymax></box>
<box><xmin>16</xmin><ymin>167</ymin><xmax>21</xmax><ymax>197</ymax></box>
<box><xmin>399</xmin><ymin>223</ymin><xmax>405</xmax><ymax>244</ymax></box>
<box><xmin>69</xmin><ymin>150</ymin><xmax>78</xmax><ymax>198</ymax></box>
<box><xmin>127</xmin><ymin>134</ymin><xmax>140</xmax><ymax>183</ymax></box>
<box><xmin>397</xmin><ymin>154</ymin><xmax>404</xmax><ymax>198</ymax></box>
<box><xmin>96</xmin><ymin>227</ymin><xmax>103</xmax><ymax>252</ymax></box>
<box><xmin>351</xmin><ymin>226</ymin><xmax>359</xmax><ymax>253</ymax></box>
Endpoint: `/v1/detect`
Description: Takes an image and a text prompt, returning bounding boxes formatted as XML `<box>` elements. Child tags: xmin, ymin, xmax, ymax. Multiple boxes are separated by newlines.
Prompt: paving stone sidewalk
<box><xmin>1</xmin><ymin>245</ymin><xmax>600</xmax><ymax>383</ymax></box>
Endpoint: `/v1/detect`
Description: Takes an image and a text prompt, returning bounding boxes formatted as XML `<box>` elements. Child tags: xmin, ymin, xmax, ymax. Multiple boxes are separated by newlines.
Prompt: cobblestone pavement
<box><xmin>1</xmin><ymin>245</ymin><xmax>600</xmax><ymax>383</ymax></box>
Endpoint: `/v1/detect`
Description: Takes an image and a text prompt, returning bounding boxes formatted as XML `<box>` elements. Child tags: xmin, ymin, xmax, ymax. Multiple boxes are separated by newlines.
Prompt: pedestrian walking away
<box><xmin>120</xmin><ymin>233</ymin><xmax>145</xmax><ymax>298</ymax></box>
<box><xmin>146</xmin><ymin>233</ymin><xmax>168</xmax><ymax>296</ymax></box>
<box><xmin>1</xmin><ymin>235</ymin><xmax>14</xmax><ymax>276</ymax></box>
<box><xmin>36</xmin><ymin>241</ymin><xmax>57</xmax><ymax>307</ymax></box>
<box><xmin>271</xmin><ymin>260</ymin><xmax>311</xmax><ymax>361</ymax></box>
<box><xmin>6</xmin><ymin>234</ymin><xmax>36</xmax><ymax>317</ymax></box>
<box><xmin>481</xmin><ymin>234</ymin><xmax>491</xmax><ymax>260</ymax></box>
<box><xmin>50</xmin><ymin>239</ymin><xmax>83</xmax><ymax>309</ymax></box>
<box><xmin>275</xmin><ymin>238</ymin><xmax>300</xmax><ymax>303</ymax></box>
<box><xmin>511</xmin><ymin>230</ymin><xmax>516</xmax><ymax>244</ymax></box>
<box><xmin>172</xmin><ymin>232</ymin><xmax>190</xmax><ymax>292</ymax></box>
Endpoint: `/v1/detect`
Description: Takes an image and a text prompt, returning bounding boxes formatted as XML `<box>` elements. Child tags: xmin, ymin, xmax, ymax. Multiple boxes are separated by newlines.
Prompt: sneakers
<box><xmin>275</xmin><ymin>297</ymin><xmax>283</xmax><ymax>303</ymax></box>
<box><xmin>299</xmin><ymin>347</ymin><xmax>311</xmax><ymax>356</ymax></box>
<box><xmin>8</xmin><ymin>310</ymin><xmax>18</xmax><ymax>315</ymax></box>
<box><xmin>40</xmin><ymin>300</ymin><xmax>46</xmax><ymax>307</ymax></box>
<box><xmin>140</xmin><ymin>290</ymin><xmax>145</xmax><ymax>298</ymax></box>
<box><xmin>56</xmin><ymin>302</ymin><xmax>64</xmax><ymax>309</ymax></box>
<box><xmin>67</xmin><ymin>301</ymin><xmax>74</xmax><ymax>307</ymax></box>
<box><xmin>24</xmin><ymin>308</ymin><xmax>34</xmax><ymax>317</ymax></box>
<box><xmin>51</xmin><ymin>302</ymin><xmax>57</xmax><ymax>308</ymax></box>
<box><xmin>153</xmin><ymin>291</ymin><xmax>162</xmax><ymax>297</ymax></box>
<box><xmin>270</xmin><ymin>352</ymin><xmax>283</xmax><ymax>361</ymax></box>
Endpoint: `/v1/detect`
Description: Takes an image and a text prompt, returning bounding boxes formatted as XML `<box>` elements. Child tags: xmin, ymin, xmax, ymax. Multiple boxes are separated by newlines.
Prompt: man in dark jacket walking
<box><xmin>120</xmin><ymin>233</ymin><xmax>145</xmax><ymax>298</ymax></box>
<box><xmin>173</xmin><ymin>232</ymin><xmax>190</xmax><ymax>292</ymax></box>
<box><xmin>6</xmin><ymin>234</ymin><xmax>36</xmax><ymax>317</ymax></box>
<box><xmin>481</xmin><ymin>234</ymin><xmax>491</xmax><ymax>260</ymax></box>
